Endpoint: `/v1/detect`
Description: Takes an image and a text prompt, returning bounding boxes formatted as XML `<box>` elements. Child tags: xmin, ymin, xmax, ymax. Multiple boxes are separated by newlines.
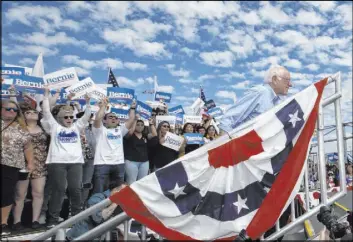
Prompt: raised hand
<box><xmin>84</xmin><ymin>93</ymin><xmax>91</xmax><ymax>103</ymax></box>
<box><xmin>130</xmin><ymin>100</ymin><xmax>137</xmax><ymax>109</ymax></box>
<box><xmin>44</xmin><ymin>85</ymin><xmax>50</xmax><ymax>97</ymax></box>
<box><xmin>67</xmin><ymin>92</ymin><xmax>75</xmax><ymax>101</ymax></box>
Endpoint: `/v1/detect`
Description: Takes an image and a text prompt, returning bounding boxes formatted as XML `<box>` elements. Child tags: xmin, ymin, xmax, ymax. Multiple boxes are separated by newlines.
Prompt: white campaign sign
<box><xmin>183</xmin><ymin>115</ymin><xmax>202</xmax><ymax>124</ymax></box>
<box><xmin>65</xmin><ymin>77</ymin><xmax>96</xmax><ymax>98</ymax></box>
<box><xmin>162</xmin><ymin>132</ymin><xmax>183</xmax><ymax>151</ymax></box>
<box><xmin>90</xmin><ymin>86</ymin><xmax>107</xmax><ymax>101</ymax></box>
<box><xmin>156</xmin><ymin>115</ymin><xmax>176</xmax><ymax>129</ymax></box>
<box><xmin>191</xmin><ymin>98</ymin><xmax>205</xmax><ymax>115</ymax></box>
<box><xmin>43</xmin><ymin>67</ymin><xmax>79</xmax><ymax>89</ymax></box>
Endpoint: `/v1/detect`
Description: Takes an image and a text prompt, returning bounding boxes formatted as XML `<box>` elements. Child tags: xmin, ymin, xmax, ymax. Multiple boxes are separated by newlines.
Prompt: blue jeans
<box><xmin>92</xmin><ymin>164</ymin><xmax>125</xmax><ymax>194</ymax></box>
<box><xmin>125</xmin><ymin>159</ymin><xmax>149</xmax><ymax>185</ymax></box>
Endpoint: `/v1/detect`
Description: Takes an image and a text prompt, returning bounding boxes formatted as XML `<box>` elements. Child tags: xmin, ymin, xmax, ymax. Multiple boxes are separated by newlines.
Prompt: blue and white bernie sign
<box><xmin>107</xmin><ymin>87</ymin><xmax>135</xmax><ymax>105</ymax></box>
<box><xmin>155</xmin><ymin>91</ymin><xmax>172</xmax><ymax>103</ymax></box>
<box><xmin>168</xmin><ymin>105</ymin><xmax>185</xmax><ymax>115</ymax></box>
<box><xmin>184</xmin><ymin>133</ymin><xmax>205</xmax><ymax>145</ymax></box>
<box><xmin>110</xmin><ymin>108</ymin><xmax>130</xmax><ymax>121</ymax></box>
<box><xmin>137</xmin><ymin>101</ymin><xmax>152</xmax><ymax>120</ymax></box>
<box><xmin>13</xmin><ymin>75</ymin><xmax>45</xmax><ymax>94</ymax></box>
<box><xmin>208</xmin><ymin>107</ymin><xmax>223</xmax><ymax>118</ymax></box>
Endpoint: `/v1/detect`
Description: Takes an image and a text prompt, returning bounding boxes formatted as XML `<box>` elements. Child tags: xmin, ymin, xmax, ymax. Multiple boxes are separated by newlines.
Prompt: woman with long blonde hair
<box><xmin>1</xmin><ymin>99</ymin><xmax>34</xmax><ymax>236</ymax></box>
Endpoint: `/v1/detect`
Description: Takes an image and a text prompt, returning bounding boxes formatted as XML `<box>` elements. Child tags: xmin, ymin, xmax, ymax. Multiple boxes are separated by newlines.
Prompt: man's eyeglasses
<box><xmin>63</xmin><ymin>116</ymin><xmax>74</xmax><ymax>120</ymax></box>
<box><xmin>107</xmin><ymin>116</ymin><xmax>118</xmax><ymax>120</ymax></box>
<box><xmin>3</xmin><ymin>107</ymin><xmax>18</xmax><ymax>112</ymax></box>
<box><xmin>276</xmin><ymin>75</ymin><xmax>291</xmax><ymax>82</ymax></box>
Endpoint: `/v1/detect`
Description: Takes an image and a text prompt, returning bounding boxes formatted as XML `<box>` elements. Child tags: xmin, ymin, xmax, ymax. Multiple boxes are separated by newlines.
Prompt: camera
<box><xmin>317</xmin><ymin>206</ymin><xmax>351</xmax><ymax>239</ymax></box>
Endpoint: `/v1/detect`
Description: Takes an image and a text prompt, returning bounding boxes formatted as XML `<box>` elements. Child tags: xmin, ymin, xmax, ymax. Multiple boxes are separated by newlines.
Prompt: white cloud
<box><xmin>73</xmin><ymin>66</ymin><xmax>91</xmax><ymax>76</ymax></box>
<box><xmin>5</xmin><ymin>4</ymin><xmax>80</xmax><ymax>33</ymax></box>
<box><xmin>284</xmin><ymin>59</ymin><xmax>302</xmax><ymax>69</ymax></box>
<box><xmin>198</xmin><ymin>74</ymin><xmax>215</xmax><ymax>81</ymax></box>
<box><xmin>124</xmin><ymin>62</ymin><xmax>148</xmax><ymax>71</ymax></box>
<box><xmin>215</xmin><ymin>90</ymin><xmax>237</xmax><ymax>101</ymax></box>
<box><xmin>158</xmin><ymin>85</ymin><xmax>174</xmax><ymax>93</ymax></box>
<box><xmin>91</xmin><ymin>1</ymin><xmax>132</xmax><ymax>24</ymax></box>
<box><xmin>177</xmin><ymin>79</ymin><xmax>200</xmax><ymax>84</ymax></box>
<box><xmin>19</xmin><ymin>57</ymin><xmax>35</xmax><ymax>66</ymax></box>
<box><xmin>292</xmin><ymin>79</ymin><xmax>313</xmax><ymax>87</ymax></box>
<box><xmin>231</xmin><ymin>80</ymin><xmax>252</xmax><ymax>89</ymax></box>
<box><xmin>199</xmin><ymin>51</ymin><xmax>234</xmax><ymax>68</ymax></box>
<box><xmin>174</xmin><ymin>96</ymin><xmax>195</xmax><ymax>101</ymax></box>
<box><xmin>258</xmin><ymin>1</ymin><xmax>291</xmax><ymax>24</ymax></box>
<box><xmin>190</xmin><ymin>87</ymin><xmax>199</xmax><ymax>94</ymax></box>
<box><xmin>241</xmin><ymin>11</ymin><xmax>261</xmax><ymax>25</ymax></box>
<box><xmin>295</xmin><ymin>10</ymin><xmax>326</xmax><ymax>25</ymax></box>
<box><xmin>3</xmin><ymin>45</ymin><xmax>59</xmax><ymax>57</ymax></box>
<box><xmin>335</xmin><ymin>4</ymin><xmax>353</xmax><ymax>31</ymax></box>
<box><xmin>305</xmin><ymin>64</ymin><xmax>320</xmax><ymax>71</ymax></box>
<box><xmin>165</xmin><ymin>64</ymin><xmax>190</xmax><ymax>78</ymax></box>
<box><xmin>219</xmin><ymin>71</ymin><xmax>246</xmax><ymax>82</ymax></box>
<box><xmin>116</xmin><ymin>76</ymin><xmax>144</xmax><ymax>87</ymax></box>
<box><xmin>180</xmin><ymin>47</ymin><xmax>198</xmax><ymax>57</ymax></box>
<box><xmin>221</xmin><ymin>30</ymin><xmax>256</xmax><ymax>58</ymax></box>
<box><xmin>307</xmin><ymin>1</ymin><xmax>336</xmax><ymax>12</ymax></box>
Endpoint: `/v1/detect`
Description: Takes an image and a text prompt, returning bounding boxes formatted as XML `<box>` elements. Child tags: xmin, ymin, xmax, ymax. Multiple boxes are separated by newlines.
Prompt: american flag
<box><xmin>110</xmin><ymin>78</ymin><xmax>327</xmax><ymax>240</ymax></box>
<box><xmin>142</xmin><ymin>89</ymin><xmax>155</xmax><ymax>94</ymax></box>
<box><xmin>107</xmin><ymin>68</ymin><xmax>119</xmax><ymax>87</ymax></box>
<box><xmin>200</xmin><ymin>86</ymin><xmax>207</xmax><ymax>103</ymax></box>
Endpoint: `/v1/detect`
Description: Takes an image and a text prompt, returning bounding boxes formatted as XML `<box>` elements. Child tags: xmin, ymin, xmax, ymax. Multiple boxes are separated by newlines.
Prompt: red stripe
<box><xmin>208</xmin><ymin>130</ymin><xmax>264</xmax><ymax>168</ymax></box>
<box><xmin>246</xmin><ymin>78</ymin><xmax>328</xmax><ymax>239</ymax></box>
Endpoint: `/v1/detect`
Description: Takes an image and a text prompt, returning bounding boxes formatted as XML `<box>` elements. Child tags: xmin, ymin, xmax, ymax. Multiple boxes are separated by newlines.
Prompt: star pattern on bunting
<box><xmin>288</xmin><ymin>110</ymin><xmax>302</xmax><ymax>128</ymax></box>
<box><xmin>233</xmin><ymin>194</ymin><xmax>249</xmax><ymax>214</ymax></box>
<box><xmin>169</xmin><ymin>183</ymin><xmax>187</xmax><ymax>199</ymax></box>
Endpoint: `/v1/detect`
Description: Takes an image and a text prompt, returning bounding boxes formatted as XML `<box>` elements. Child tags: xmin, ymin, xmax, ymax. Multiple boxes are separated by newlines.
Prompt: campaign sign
<box><xmin>184</xmin><ymin>133</ymin><xmax>205</xmax><ymax>145</ymax></box>
<box><xmin>154</xmin><ymin>91</ymin><xmax>172</xmax><ymax>103</ymax></box>
<box><xmin>1</xmin><ymin>84</ymin><xmax>18</xmax><ymax>98</ymax></box>
<box><xmin>205</xmin><ymin>99</ymin><xmax>216</xmax><ymax>110</ymax></box>
<box><xmin>168</xmin><ymin>105</ymin><xmax>185</xmax><ymax>115</ymax></box>
<box><xmin>107</xmin><ymin>87</ymin><xmax>135</xmax><ymax>105</ymax></box>
<box><xmin>208</xmin><ymin>107</ymin><xmax>223</xmax><ymax>118</ymax></box>
<box><xmin>90</xmin><ymin>86</ymin><xmax>107</xmax><ymax>101</ymax></box>
<box><xmin>137</xmin><ymin>101</ymin><xmax>152</xmax><ymax>120</ymax></box>
<box><xmin>1</xmin><ymin>66</ymin><xmax>25</xmax><ymax>77</ymax></box>
<box><xmin>65</xmin><ymin>77</ymin><xmax>96</xmax><ymax>98</ymax></box>
<box><xmin>191</xmin><ymin>98</ymin><xmax>205</xmax><ymax>115</ymax></box>
<box><xmin>110</xmin><ymin>108</ymin><xmax>130</xmax><ymax>121</ymax></box>
<box><xmin>183</xmin><ymin>115</ymin><xmax>202</xmax><ymax>124</ymax></box>
<box><xmin>162</xmin><ymin>132</ymin><xmax>183</xmax><ymax>151</ymax></box>
<box><xmin>156</xmin><ymin>115</ymin><xmax>176</xmax><ymax>129</ymax></box>
<box><xmin>43</xmin><ymin>67</ymin><xmax>79</xmax><ymax>89</ymax></box>
<box><xmin>175</xmin><ymin>114</ymin><xmax>184</xmax><ymax>125</ymax></box>
<box><xmin>4</xmin><ymin>64</ymin><xmax>33</xmax><ymax>75</ymax></box>
<box><xmin>13</xmin><ymin>75</ymin><xmax>45</xmax><ymax>94</ymax></box>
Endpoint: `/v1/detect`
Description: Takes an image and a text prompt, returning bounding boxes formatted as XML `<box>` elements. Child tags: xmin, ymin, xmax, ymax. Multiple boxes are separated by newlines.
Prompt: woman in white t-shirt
<box><xmin>40</xmin><ymin>87</ymin><xmax>92</xmax><ymax>227</ymax></box>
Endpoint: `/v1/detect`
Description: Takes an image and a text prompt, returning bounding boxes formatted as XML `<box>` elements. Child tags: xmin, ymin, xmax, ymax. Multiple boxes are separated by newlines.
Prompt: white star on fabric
<box><xmin>233</xmin><ymin>194</ymin><xmax>249</xmax><ymax>214</ymax></box>
<box><xmin>288</xmin><ymin>110</ymin><xmax>301</xmax><ymax>128</ymax></box>
<box><xmin>169</xmin><ymin>183</ymin><xmax>186</xmax><ymax>199</ymax></box>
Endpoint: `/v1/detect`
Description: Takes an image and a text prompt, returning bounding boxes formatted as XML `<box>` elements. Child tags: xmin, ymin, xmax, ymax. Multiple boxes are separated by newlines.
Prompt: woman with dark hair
<box><xmin>179</xmin><ymin>123</ymin><xmax>201</xmax><ymax>156</ymax></box>
<box><xmin>12</xmin><ymin>103</ymin><xmax>50</xmax><ymax>230</ymax></box>
<box><xmin>204</xmin><ymin>125</ymin><xmax>219</xmax><ymax>143</ymax></box>
<box><xmin>148</xmin><ymin>121</ymin><xmax>179</xmax><ymax>170</ymax></box>
<box><xmin>124</xmin><ymin>115</ymin><xmax>155</xmax><ymax>185</ymax></box>
<box><xmin>1</xmin><ymin>99</ymin><xmax>34</xmax><ymax>236</ymax></box>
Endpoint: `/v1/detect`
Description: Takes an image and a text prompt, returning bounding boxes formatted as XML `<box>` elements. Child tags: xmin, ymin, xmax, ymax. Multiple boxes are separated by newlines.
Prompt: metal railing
<box><xmin>33</xmin><ymin>73</ymin><xmax>348</xmax><ymax>242</ymax></box>
<box><xmin>263</xmin><ymin>72</ymin><xmax>348</xmax><ymax>240</ymax></box>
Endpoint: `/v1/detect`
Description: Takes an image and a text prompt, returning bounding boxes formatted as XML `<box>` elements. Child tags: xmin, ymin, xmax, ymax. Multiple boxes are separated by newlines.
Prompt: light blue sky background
<box><xmin>1</xmin><ymin>1</ymin><xmax>352</xmax><ymax>132</ymax></box>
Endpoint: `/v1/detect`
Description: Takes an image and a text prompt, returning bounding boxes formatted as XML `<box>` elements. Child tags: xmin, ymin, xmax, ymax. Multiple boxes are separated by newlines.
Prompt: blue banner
<box><xmin>1</xmin><ymin>66</ymin><xmax>25</xmax><ymax>77</ymax></box>
<box><xmin>208</xmin><ymin>107</ymin><xmax>223</xmax><ymax>118</ymax></box>
<box><xmin>107</xmin><ymin>87</ymin><xmax>135</xmax><ymax>105</ymax></box>
<box><xmin>183</xmin><ymin>133</ymin><xmax>205</xmax><ymax>145</ymax></box>
<box><xmin>110</xmin><ymin>108</ymin><xmax>130</xmax><ymax>121</ymax></box>
<box><xmin>137</xmin><ymin>101</ymin><xmax>152</xmax><ymax>120</ymax></box>
<box><xmin>327</xmin><ymin>152</ymin><xmax>338</xmax><ymax>163</ymax></box>
<box><xmin>1</xmin><ymin>84</ymin><xmax>18</xmax><ymax>98</ymax></box>
<box><xmin>175</xmin><ymin>114</ymin><xmax>184</xmax><ymax>125</ymax></box>
<box><xmin>13</xmin><ymin>75</ymin><xmax>45</xmax><ymax>94</ymax></box>
<box><xmin>205</xmin><ymin>99</ymin><xmax>216</xmax><ymax>110</ymax></box>
<box><xmin>168</xmin><ymin>105</ymin><xmax>185</xmax><ymax>115</ymax></box>
<box><xmin>155</xmin><ymin>91</ymin><xmax>172</xmax><ymax>103</ymax></box>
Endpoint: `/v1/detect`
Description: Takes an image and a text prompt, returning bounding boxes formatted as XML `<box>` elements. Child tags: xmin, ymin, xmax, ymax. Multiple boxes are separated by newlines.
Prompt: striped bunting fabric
<box><xmin>110</xmin><ymin>78</ymin><xmax>328</xmax><ymax>240</ymax></box>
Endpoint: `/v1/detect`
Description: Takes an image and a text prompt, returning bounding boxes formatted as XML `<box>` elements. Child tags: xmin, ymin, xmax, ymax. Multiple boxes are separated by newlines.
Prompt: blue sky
<box><xmin>1</xmin><ymin>1</ymin><xmax>352</xmax><ymax>128</ymax></box>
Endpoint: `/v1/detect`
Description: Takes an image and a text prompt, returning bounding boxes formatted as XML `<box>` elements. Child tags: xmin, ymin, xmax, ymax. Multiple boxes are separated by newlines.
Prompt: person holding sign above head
<box><xmin>92</xmin><ymin>98</ymin><xmax>137</xmax><ymax>193</ymax></box>
<box><xmin>179</xmin><ymin>123</ymin><xmax>203</xmax><ymax>157</ymax></box>
<box><xmin>40</xmin><ymin>86</ymin><xmax>92</xmax><ymax>228</ymax></box>
<box><xmin>148</xmin><ymin>121</ymin><xmax>180</xmax><ymax>171</ymax></box>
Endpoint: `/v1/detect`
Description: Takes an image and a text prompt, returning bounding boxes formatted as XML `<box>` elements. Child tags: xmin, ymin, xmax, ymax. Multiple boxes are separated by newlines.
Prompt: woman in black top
<box><xmin>124</xmin><ymin>117</ymin><xmax>150</xmax><ymax>185</ymax></box>
<box><xmin>148</xmin><ymin>121</ymin><xmax>179</xmax><ymax>170</ymax></box>
<box><xmin>180</xmin><ymin>123</ymin><xmax>201</xmax><ymax>156</ymax></box>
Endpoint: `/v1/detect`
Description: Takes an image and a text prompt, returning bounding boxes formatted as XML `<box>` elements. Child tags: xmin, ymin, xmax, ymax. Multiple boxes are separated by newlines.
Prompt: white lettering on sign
<box><xmin>162</xmin><ymin>132</ymin><xmax>183</xmax><ymax>151</ymax></box>
<box><xmin>156</xmin><ymin>116</ymin><xmax>176</xmax><ymax>129</ymax></box>
<box><xmin>183</xmin><ymin>115</ymin><xmax>202</xmax><ymax>124</ymax></box>
<box><xmin>155</xmin><ymin>93</ymin><xmax>170</xmax><ymax>100</ymax></box>
<box><xmin>65</xmin><ymin>77</ymin><xmax>96</xmax><ymax>98</ymax></box>
<box><xmin>15</xmin><ymin>79</ymin><xmax>44</xmax><ymax>89</ymax></box>
<box><xmin>44</xmin><ymin>67</ymin><xmax>79</xmax><ymax>89</ymax></box>
<box><xmin>2</xmin><ymin>70</ymin><xmax>22</xmax><ymax>76</ymax></box>
<box><xmin>89</xmin><ymin>87</ymin><xmax>107</xmax><ymax>101</ymax></box>
<box><xmin>108</xmin><ymin>92</ymin><xmax>133</xmax><ymax>99</ymax></box>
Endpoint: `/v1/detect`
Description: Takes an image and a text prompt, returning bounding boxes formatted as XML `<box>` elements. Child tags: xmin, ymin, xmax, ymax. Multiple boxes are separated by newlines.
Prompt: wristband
<box><xmin>130</xmin><ymin>107</ymin><xmax>136</xmax><ymax>110</ymax></box>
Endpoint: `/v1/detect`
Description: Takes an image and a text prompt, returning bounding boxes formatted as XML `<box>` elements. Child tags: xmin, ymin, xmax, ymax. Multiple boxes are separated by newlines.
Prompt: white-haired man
<box><xmin>219</xmin><ymin>65</ymin><xmax>292</xmax><ymax>133</ymax></box>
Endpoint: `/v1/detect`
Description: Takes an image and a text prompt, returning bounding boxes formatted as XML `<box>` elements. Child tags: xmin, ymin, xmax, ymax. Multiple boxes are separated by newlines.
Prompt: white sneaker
<box><xmin>39</xmin><ymin>214</ymin><xmax>46</xmax><ymax>224</ymax></box>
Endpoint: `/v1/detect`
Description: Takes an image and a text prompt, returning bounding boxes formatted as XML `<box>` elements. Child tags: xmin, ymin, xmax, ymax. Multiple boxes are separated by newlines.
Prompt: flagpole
<box><xmin>107</xmin><ymin>67</ymin><xmax>111</xmax><ymax>85</ymax></box>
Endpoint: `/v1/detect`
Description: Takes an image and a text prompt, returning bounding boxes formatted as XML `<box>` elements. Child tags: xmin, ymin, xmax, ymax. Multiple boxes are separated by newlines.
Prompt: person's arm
<box><xmin>101</xmin><ymin>203</ymin><xmax>118</xmax><ymax>220</ymax></box>
<box><xmin>40</xmin><ymin>86</ymin><xmax>58</xmax><ymax>132</ymax></box>
<box><xmin>49</xmin><ymin>89</ymin><xmax>61</xmax><ymax>110</ymax></box>
<box><xmin>94</xmin><ymin>98</ymin><xmax>108</xmax><ymax>129</ymax></box>
<box><xmin>178</xmin><ymin>136</ymin><xmax>187</xmax><ymax>157</ymax></box>
<box><xmin>127</xmin><ymin>118</ymin><xmax>138</xmax><ymax>136</ymax></box>
<box><xmin>124</xmin><ymin>101</ymin><xmax>137</xmax><ymax>130</ymax></box>
<box><xmin>147</xmin><ymin>117</ymin><xmax>157</xmax><ymax>139</ymax></box>
<box><xmin>75</xmin><ymin>94</ymin><xmax>92</xmax><ymax>132</ymax></box>
<box><xmin>203</xmin><ymin>118</ymin><xmax>212</xmax><ymax>129</ymax></box>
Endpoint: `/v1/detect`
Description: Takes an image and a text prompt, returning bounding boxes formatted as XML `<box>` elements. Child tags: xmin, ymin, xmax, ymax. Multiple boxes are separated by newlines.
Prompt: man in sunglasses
<box><xmin>91</xmin><ymin>98</ymin><xmax>137</xmax><ymax>193</ymax></box>
<box><xmin>40</xmin><ymin>87</ymin><xmax>92</xmax><ymax>228</ymax></box>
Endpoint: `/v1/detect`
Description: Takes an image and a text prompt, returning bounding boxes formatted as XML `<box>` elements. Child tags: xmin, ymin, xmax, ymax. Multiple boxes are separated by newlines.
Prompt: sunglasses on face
<box><xmin>63</xmin><ymin>116</ymin><xmax>74</xmax><ymax>120</ymax></box>
<box><xmin>107</xmin><ymin>116</ymin><xmax>118</xmax><ymax>120</ymax></box>
<box><xmin>3</xmin><ymin>107</ymin><xmax>18</xmax><ymax>112</ymax></box>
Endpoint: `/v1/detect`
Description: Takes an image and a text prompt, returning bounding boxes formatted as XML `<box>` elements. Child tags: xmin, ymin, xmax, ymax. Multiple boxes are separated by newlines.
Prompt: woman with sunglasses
<box><xmin>1</xmin><ymin>99</ymin><xmax>35</xmax><ymax>236</ymax></box>
<box><xmin>148</xmin><ymin>121</ymin><xmax>179</xmax><ymax>170</ymax></box>
<box><xmin>40</xmin><ymin>87</ymin><xmax>91</xmax><ymax>228</ymax></box>
<box><xmin>12</xmin><ymin>103</ymin><xmax>49</xmax><ymax>231</ymax></box>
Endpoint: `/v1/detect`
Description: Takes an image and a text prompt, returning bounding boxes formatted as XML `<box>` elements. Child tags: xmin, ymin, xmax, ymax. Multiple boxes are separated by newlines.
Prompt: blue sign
<box><xmin>110</xmin><ymin>108</ymin><xmax>130</xmax><ymax>121</ymax></box>
<box><xmin>13</xmin><ymin>75</ymin><xmax>45</xmax><ymax>94</ymax></box>
<box><xmin>327</xmin><ymin>152</ymin><xmax>338</xmax><ymax>163</ymax></box>
<box><xmin>1</xmin><ymin>84</ymin><xmax>18</xmax><ymax>98</ymax></box>
<box><xmin>107</xmin><ymin>87</ymin><xmax>135</xmax><ymax>105</ymax></box>
<box><xmin>205</xmin><ymin>99</ymin><xmax>216</xmax><ymax>110</ymax></box>
<box><xmin>168</xmin><ymin>105</ymin><xmax>185</xmax><ymax>115</ymax></box>
<box><xmin>137</xmin><ymin>101</ymin><xmax>152</xmax><ymax>120</ymax></box>
<box><xmin>1</xmin><ymin>66</ymin><xmax>25</xmax><ymax>77</ymax></box>
<box><xmin>175</xmin><ymin>114</ymin><xmax>184</xmax><ymax>125</ymax></box>
<box><xmin>155</xmin><ymin>91</ymin><xmax>172</xmax><ymax>103</ymax></box>
<box><xmin>208</xmin><ymin>107</ymin><xmax>223</xmax><ymax>118</ymax></box>
<box><xmin>183</xmin><ymin>133</ymin><xmax>205</xmax><ymax>145</ymax></box>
